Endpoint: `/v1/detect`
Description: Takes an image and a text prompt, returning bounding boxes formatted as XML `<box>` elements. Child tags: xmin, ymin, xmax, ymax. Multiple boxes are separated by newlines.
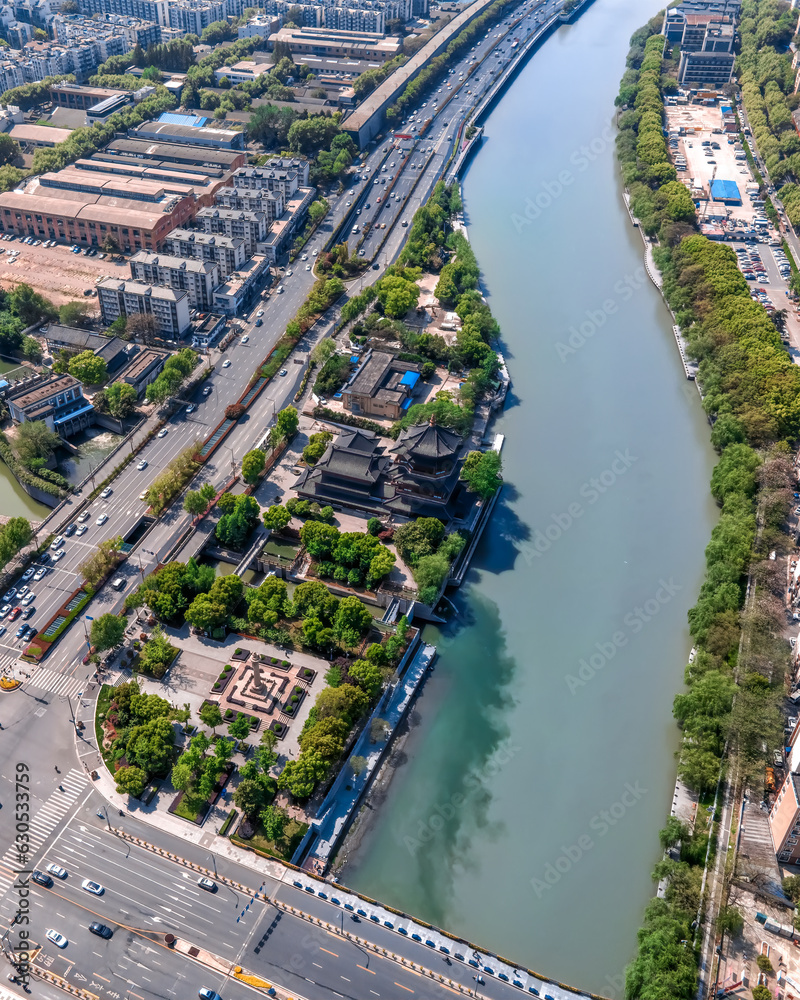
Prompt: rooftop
<box><xmin>9</xmin><ymin>123</ymin><xmax>72</xmax><ymax>144</ymax></box>
<box><xmin>8</xmin><ymin>374</ymin><xmax>80</xmax><ymax>410</ymax></box>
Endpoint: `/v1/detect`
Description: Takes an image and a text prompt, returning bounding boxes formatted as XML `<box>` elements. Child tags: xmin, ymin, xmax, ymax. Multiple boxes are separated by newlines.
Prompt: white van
<box><xmin>111</xmin><ymin>577</ymin><xmax>125</xmax><ymax>591</ymax></box>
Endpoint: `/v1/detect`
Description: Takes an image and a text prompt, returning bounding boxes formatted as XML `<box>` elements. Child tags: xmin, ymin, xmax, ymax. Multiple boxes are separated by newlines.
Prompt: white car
<box><xmin>81</xmin><ymin>879</ymin><xmax>104</xmax><ymax>896</ymax></box>
<box><xmin>75</xmin><ymin>525</ymin><xmax>87</xmax><ymax>536</ymax></box>
<box><xmin>241</xmin><ymin>335</ymin><xmax>249</xmax><ymax>343</ymax></box>
<box><xmin>100</xmin><ymin>487</ymin><xmax>112</xmax><ymax>499</ymax></box>
<box><xmin>279</xmin><ymin>369</ymin><xmax>287</xmax><ymax>376</ymax></box>
<box><xmin>21</xmin><ymin>568</ymin><xmax>34</xmax><ymax>581</ymax></box>
<box><xmin>21</xmin><ymin>593</ymin><xmax>35</xmax><ymax>606</ymax></box>
<box><xmin>50</xmin><ymin>536</ymin><xmax>64</xmax><ymax>551</ymax></box>
<box><xmin>96</xmin><ymin>513</ymin><xmax>108</xmax><ymax>526</ymax></box>
<box><xmin>203</xmin><ymin>386</ymin><xmax>212</xmax><ymax>396</ymax></box>
<box><xmin>46</xmin><ymin>930</ymin><xmax>68</xmax><ymax>949</ymax></box>
<box><xmin>157</xmin><ymin>428</ymin><xmax>168</xmax><ymax>438</ymax></box>
<box><xmin>257</xmin><ymin>310</ymin><xmax>264</xmax><ymax>317</ymax></box>
<box><xmin>222</xmin><ymin>359</ymin><xmax>231</xmax><ymax>368</ymax></box>
<box><xmin>33</xmin><ymin>568</ymin><xmax>46</xmax><ymax>581</ymax></box>
<box><xmin>47</xmin><ymin>864</ymin><xmax>67</xmax><ymax>879</ymax></box>
<box><xmin>78</xmin><ymin>511</ymin><xmax>90</xmax><ymax>522</ymax></box>
<box><xmin>301</xmin><ymin>253</ymin><xmax>308</xmax><ymax>260</ymax></box>
<box><xmin>186</xmin><ymin>404</ymin><xmax>196</xmax><ymax>413</ymax></box>
<box><xmin>0</xmin><ymin>604</ymin><xmax>9</xmax><ymax>618</ymax></box>
<box><xmin>312</xmin><ymin>248</ymin><xmax>319</xmax><ymax>256</ymax></box>
<box><xmin>137</xmin><ymin>460</ymin><xmax>148</xmax><ymax>470</ymax></box>
<box><xmin>306</xmin><ymin>264</ymin><xmax>311</xmax><ymax>270</ymax></box>
<box><xmin>52</xmin><ymin>550</ymin><xmax>66</xmax><ymax>563</ymax></box>
<box><xmin>285</xmin><ymin>269</ymin><xmax>293</xmax><ymax>276</ymax></box>
<box><xmin>276</xmin><ymin>286</ymin><xmax>284</xmax><ymax>294</ymax></box>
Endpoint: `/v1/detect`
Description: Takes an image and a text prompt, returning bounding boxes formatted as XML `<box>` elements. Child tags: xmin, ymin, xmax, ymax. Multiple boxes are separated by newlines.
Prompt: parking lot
<box><xmin>0</xmin><ymin>236</ymin><xmax>122</xmax><ymax>307</ymax></box>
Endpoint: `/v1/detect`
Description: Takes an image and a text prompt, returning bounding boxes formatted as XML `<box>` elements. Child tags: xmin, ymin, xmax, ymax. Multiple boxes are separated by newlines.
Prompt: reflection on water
<box><xmin>200</xmin><ymin>556</ymin><xmax>258</xmax><ymax>585</ymax></box>
<box><xmin>59</xmin><ymin>427</ymin><xmax>124</xmax><ymax>484</ymax></box>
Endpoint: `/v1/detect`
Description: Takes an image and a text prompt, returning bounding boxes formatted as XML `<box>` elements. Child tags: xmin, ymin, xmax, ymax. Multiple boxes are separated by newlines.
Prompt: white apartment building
<box><xmin>129</xmin><ymin>250</ymin><xmax>220</xmax><ymax>311</ymax></box>
<box><xmin>195</xmin><ymin>206</ymin><xmax>268</xmax><ymax>257</ymax></box>
<box><xmin>215</xmin><ymin>186</ymin><xmax>285</xmax><ymax>222</ymax></box>
<box><xmin>97</xmin><ymin>278</ymin><xmax>191</xmax><ymax>338</ymax></box>
<box><xmin>164</xmin><ymin>228</ymin><xmax>246</xmax><ymax>278</ymax></box>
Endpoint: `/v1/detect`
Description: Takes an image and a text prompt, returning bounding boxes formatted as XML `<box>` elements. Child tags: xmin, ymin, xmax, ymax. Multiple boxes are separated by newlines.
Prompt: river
<box><xmin>344</xmin><ymin>0</ymin><xmax>719</xmax><ymax>994</ymax></box>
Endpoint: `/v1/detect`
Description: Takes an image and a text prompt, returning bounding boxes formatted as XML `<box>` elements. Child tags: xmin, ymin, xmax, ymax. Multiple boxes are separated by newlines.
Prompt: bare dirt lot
<box><xmin>0</xmin><ymin>241</ymin><xmax>125</xmax><ymax>309</ymax></box>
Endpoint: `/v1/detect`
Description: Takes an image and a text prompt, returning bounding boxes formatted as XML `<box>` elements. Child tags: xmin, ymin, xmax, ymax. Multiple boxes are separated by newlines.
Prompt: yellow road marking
<box><xmin>357</xmin><ymin>964</ymin><xmax>375</xmax><ymax>974</ymax></box>
<box><xmin>320</xmin><ymin>947</ymin><xmax>339</xmax><ymax>958</ymax></box>
<box><xmin>394</xmin><ymin>983</ymin><xmax>415</xmax><ymax>993</ymax></box>
<box><xmin>93</xmin><ymin>973</ymin><xmax>110</xmax><ymax>982</ymax></box>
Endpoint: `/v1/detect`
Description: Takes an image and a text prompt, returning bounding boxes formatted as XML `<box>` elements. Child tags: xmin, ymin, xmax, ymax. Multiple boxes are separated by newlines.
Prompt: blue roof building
<box><xmin>710</xmin><ymin>178</ymin><xmax>741</xmax><ymax>203</ymax></box>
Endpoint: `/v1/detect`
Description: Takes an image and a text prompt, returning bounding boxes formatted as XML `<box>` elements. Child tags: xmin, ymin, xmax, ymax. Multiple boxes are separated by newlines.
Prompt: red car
<box><xmin>8</xmin><ymin>607</ymin><xmax>21</xmax><ymax>621</ymax></box>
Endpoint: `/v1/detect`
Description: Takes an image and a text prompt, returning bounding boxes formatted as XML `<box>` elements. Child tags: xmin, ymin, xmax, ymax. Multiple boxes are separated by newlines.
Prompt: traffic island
<box><xmin>0</xmin><ymin>675</ymin><xmax>21</xmax><ymax>691</ymax></box>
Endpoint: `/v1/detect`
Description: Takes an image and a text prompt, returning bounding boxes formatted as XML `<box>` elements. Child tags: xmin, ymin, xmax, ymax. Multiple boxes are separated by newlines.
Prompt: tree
<box><xmin>274</xmin><ymin>406</ymin><xmax>299</xmax><ymax>440</ymax></box>
<box><xmin>333</xmin><ymin>596</ymin><xmax>372</xmax><ymax>647</ymax></box>
<box><xmin>59</xmin><ymin>300</ymin><xmax>92</xmax><ymax>328</ymax></box>
<box><xmin>756</xmin><ymin>955</ymin><xmax>773</xmax><ymax>975</ymax></box>
<box><xmin>315</xmin><ymin>684</ymin><xmax>368</xmax><ymax>726</ymax></box>
<box><xmin>225</xmin><ymin>403</ymin><xmax>246</xmax><ymax>421</ymax></box>
<box><xmin>263</xmin><ymin>504</ymin><xmax>291</xmax><ymax>532</ymax></box>
<box><xmin>21</xmin><ymin>335</ymin><xmax>42</xmax><ymax>361</ymax></box>
<box><xmin>370</xmin><ymin>717</ymin><xmax>388</xmax><ymax>741</ymax></box>
<box><xmin>199</xmin><ymin>702</ymin><xmax>223</xmax><ymax>734</ymax></box>
<box><xmin>90</xmin><ymin>613</ymin><xmax>126</xmax><ymax>652</ymax></box>
<box><xmin>241</xmin><ymin>448</ymin><xmax>266</xmax><ymax>484</ymax></box>
<box><xmin>260</xmin><ymin>804</ymin><xmax>287</xmax><ymax>842</ymax></box>
<box><xmin>234</xmin><ymin>776</ymin><xmax>270</xmax><ymax>818</ymax></box>
<box><xmin>106</xmin><ymin>382</ymin><xmax>137</xmax><ymax>418</ymax></box>
<box><xmin>461</xmin><ymin>450</ymin><xmax>502</xmax><ymax>498</ymax></box>
<box><xmin>378</xmin><ymin>274</ymin><xmax>419</xmax><ymax>318</ymax></box>
<box><xmin>101</xmin><ymin>233</ymin><xmax>121</xmax><ymax>254</ymax></box>
<box><xmin>349</xmin><ymin>755</ymin><xmax>367</xmax><ymax>778</ymax></box>
<box><xmin>367</xmin><ymin>517</ymin><xmax>382</xmax><ymax>536</ymax></box>
<box><xmin>277</xmin><ymin>753</ymin><xmax>328</xmax><ymax>799</ymax></box>
<box><xmin>139</xmin><ymin>626</ymin><xmax>175</xmax><ymax>677</ymax></box>
<box><xmin>115</xmin><ymin>765</ymin><xmax>147</xmax><ymax>798</ymax></box>
<box><xmin>716</xmin><ymin>906</ymin><xmax>743</xmax><ymax>936</ymax></box>
<box><xmin>69</xmin><ymin>349</ymin><xmax>107</xmax><ymax>385</ymax></box>
<box><xmin>126</xmin><ymin>312</ymin><xmax>158</xmax><ymax>344</ymax></box>
<box><xmin>228</xmin><ymin>714</ymin><xmax>251</xmax><ymax>740</ymax></box>
<box><xmin>752</xmin><ymin>988</ymin><xmax>772</xmax><ymax>1000</ymax></box>
<box><xmin>9</xmin><ymin>284</ymin><xmax>56</xmax><ymax>326</ymax></box>
<box><xmin>125</xmin><ymin>717</ymin><xmax>174</xmax><ymax>775</ymax></box>
<box><xmin>348</xmin><ymin>658</ymin><xmax>383</xmax><ymax>698</ymax></box>
<box><xmin>15</xmin><ymin>420</ymin><xmax>61</xmax><ymax>467</ymax></box>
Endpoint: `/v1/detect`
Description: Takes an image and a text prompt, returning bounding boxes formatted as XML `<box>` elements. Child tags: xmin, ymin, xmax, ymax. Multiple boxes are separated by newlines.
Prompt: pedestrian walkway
<box><xmin>0</xmin><ymin>768</ymin><xmax>88</xmax><ymax>900</ymax></box>
<box><xmin>23</xmin><ymin>666</ymin><xmax>84</xmax><ymax>699</ymax></box>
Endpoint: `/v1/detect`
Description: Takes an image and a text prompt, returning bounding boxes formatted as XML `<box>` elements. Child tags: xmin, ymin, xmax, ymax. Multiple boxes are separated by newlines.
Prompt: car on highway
<box><xmin>241</xmin><ymin>335</ymin><xmax>249</xmax><ymax>343</ymax></box>
<box><xmin>89</xmin><ymin>922</ymin><xmax>113</xmax><ymax>938</ymax></box>
<box><xmin>285</xmin><ymin>269</ymin><xmax>293</xmax><ymax>276</ymax></box>
<box><xmin>33</xmin><ymin>568</ymin><xmax>46</xmax><ymax>581</ymax></box>
<box><xmin>64</xmin><ymin>523</ymin><xmax>77</xmax><ymax>538</ymax></box>
<box><xmin>137</xmin><ymin>460</ymin><xmax>148</xmax><ymax>470</ymax></box>
<box><xmin>1</xmin><ymin>588</ymin><xmax>15</xmax><ymax>602</ymax></box>
<box><xmin>255</xmin><ymin>318</ymin><xmax>262</xmax><ymax>327</ymax></box>
<box><xmin>279</xmin><ymin>369</ymin><xmax>287</xmax><ymax>376</ymax></box>
<box><xmin>31</xmin><ymin>870</ymin><xmax>52</xmax><ymax>887</ymax></box>
<box><xmin>276</xmin><ymin>286</ymin><xmax>284</xmax><ymax>294</ymax></box>
<box><xmin>78</xmin><ymin>511</ymin><xmax>90</xmax><ymax>522</ymax></box>
<box><xmin>96</xmin><ymin>513</ymin><xmax>108</xmax><ymax>526</ymax></box>
<box><xmin>203</xmin><ymin>385</ymin><xmax>212</xmax><ymax>395</ymax></box>
<box><xmin>312</xmin><ymin>248</ymin><xmax>319</xmax><ymax>256</ymax></box>
<box><xmin>306</xmin><ymin>264</ymin><xmax>311</xmax><ymax>270</ymax></box>
<box><xmin>186</xmin><ymin>404</ymin><xmax>196</xmax><ymax>413</ymax></box>
<box><xmin>8</xmin><ymin>608</ymin><xmax>21</xmax><ymax>621</ymax></box>
<box><xmin>21</xmin><ymin>568</ymin><xmax>34</xmax><ymax>582</ymax></box>
<box><xmin>0</xmin><ymin>604</ymin><xmax>10</xmax><ymax>617</ymax></box>
<box><xmin>22</xmin><ymin>607</ymin><xmax>35</xmax><ymax>620</ymax></box>
<box><xmin>139</xmin><ymin>491</ymin><xmax>148</xmax><ymax>502</ymax></box>
<box><xmin>157</xmin><ymin>428</ymin><xmax>168</xmax><ymax>438</ymax></box>
<box><xmin>15</xmin><ymin>623</ymin><xmax>28</xmax><ymax>638</ymax></box>
<box><xmin>197</xmin><ymin>877</ymin><xmax>217</xmax><ymax>892</ymax></box>
<box><xmin>46</xmin><ymin>864</ymin><xmax>67</xmax><ymax>879</ymax></box>
<box><xmin>16</xmin><ymin>585</ymin><xmax>28</xmax><ymax>598</ymax></box>
<box><xmin>81</xmin><ymin>879</ymin><xmax>104</xmax><ymax>896</ymax></box>
<box><xmin>50</xmin><ymin>536</ymin><xmax>64</xmax><ymax>550</ymax></box>
<box><xmin>75</xmin><ymin>524</ymin><xmax>87</xmax><ymax>536</ymax></box>
<box><xmin>257</xmin><ymin>309</ymin><xmax>264</xmax><ymax>317</ymax></box>
<box><xmin>198</xmin><ymin>990</ymin><xmax>222</xmax><ymax>1000</ymax></box>
<box><xmin>46</xmin><ymin>930</ymin><xmax>68</xmax><ymax>949</ymax></box>
<box><xmin>21</xmin><ymin>593</ymin><xmax>34</xmax><ymax>606</ymax></box>
<box><xmin>222</xmin><ymin>360</ymin><xmax>231</xmax><ymax>368</ymax></box>
<box><xmin>0</xmin><ymin>625</ymin><xmax>5</xmax><ymax>637</ymax></box>
<box><xmin>100</xmin><ymin>487</ymin><xmax>113</xmax><ymax>498</ymax></box>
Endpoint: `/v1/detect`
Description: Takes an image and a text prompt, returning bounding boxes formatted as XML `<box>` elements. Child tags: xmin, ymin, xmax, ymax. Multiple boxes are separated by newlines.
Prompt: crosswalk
<box><xmin>0</xmin><ymin>768</ymin><xmax>88</xmax><ymax>900</ymax></box>
<box><xmin>22</xmin><ymin>665</ymin><xmax>84</xmax><ymax>699</ymax></box>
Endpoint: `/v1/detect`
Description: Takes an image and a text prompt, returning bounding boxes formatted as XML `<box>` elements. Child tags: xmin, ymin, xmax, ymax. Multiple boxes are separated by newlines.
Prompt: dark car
<box><xmin>39</xmin><ymin>552</ymin><xmax>50</xmax><ymax>565</ymax></box>
<box><xmin>64</xmin><ymin>524</ymin><xmax>77</xmax><ymax>537</ymax></box>
<box><xmin>255</xmin><ymin>318</ymin><xmax>262</xmax><ymax>327</ymax></box>
<box><xmin>22</xmin><ymin>607</ymin><xmax>35</xmax><ymax>619</ymax></box>
<box><xmin>89</xmin><ymin>922</ymin><xmax>113</xmax><ymax>939</ymax></box>
<box><xmin>31</xmin><ymin>870</ymin><xmax>52</xmax><ymax>887</ymax></box>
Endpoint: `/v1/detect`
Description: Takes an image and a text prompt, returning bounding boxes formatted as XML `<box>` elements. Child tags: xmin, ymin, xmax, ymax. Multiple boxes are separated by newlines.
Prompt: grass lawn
<box><xmin>234</xmin><ymin>818</ymin><xmax>308</xmax><ymax>861</ymax></box>
<box><xmin>95</xmin><ymin>684</ymin><xmax>115</xmax><ymax>765</ymax></box>
<box><xmin>174</xmin><ymin>790</ymin><xmax>211</xmax><ymax>822</ymax></box>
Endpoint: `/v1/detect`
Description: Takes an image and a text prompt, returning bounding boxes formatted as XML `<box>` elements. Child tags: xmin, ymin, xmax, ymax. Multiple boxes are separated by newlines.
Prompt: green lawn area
<box><xmin>173</xmin><ymin>790</ymin><xmax>211</xmax><ymax>822</ymax></box>
<box><xmin>233</xmin><ymin>818</ymin><xmax>308</xmax><ymax>861</ymax></box>
<box><xmin>95</xmin><ymin>684</ymin><xmax>115</xmax><ymax>765</ymax></box>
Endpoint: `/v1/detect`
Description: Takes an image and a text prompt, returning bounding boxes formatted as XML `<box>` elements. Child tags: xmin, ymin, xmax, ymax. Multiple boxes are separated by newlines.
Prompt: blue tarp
<box><xmin>402</xmin><ymin>398</ymin><xmax>413</xmax><ymax>409</ymax></box>
<box><xmin>710</xmin><ymin>179</ymin><xmax>741</xmax><ymax>203</ymax></box>
<box><xmin>400</xmin><ymin>371</ymin><xmax>420</xmax><ymax>388</ymax></box>
<box><xmin>158</xmin><ymin>112</ymin><xmax>207</xmax><ymax>127</ymax></box>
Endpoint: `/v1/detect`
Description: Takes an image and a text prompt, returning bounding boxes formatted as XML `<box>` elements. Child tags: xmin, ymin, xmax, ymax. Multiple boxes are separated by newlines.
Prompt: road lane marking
<box><xmin>93</xmin><ymin>973</ymin><xmax>110</xmax><ymax>982</ymax></box>
<box><xmin>394</xmin><ymin>985</ymin><xmax>414</xmax><ymax>994</ymax></box>
<box><xmin>340</xmin><ymin>976</ymin><xmax>350</xmax><ymax>981</ymax></box>
<box><xmin>320</xmin><ymin>947</ymin><xmax>338</xmax><ymax>957</ymax></box>
<box><xmin>357</xmin><ymin>965</ymin><xmax>375</xmax><ymax>974</ymax></box>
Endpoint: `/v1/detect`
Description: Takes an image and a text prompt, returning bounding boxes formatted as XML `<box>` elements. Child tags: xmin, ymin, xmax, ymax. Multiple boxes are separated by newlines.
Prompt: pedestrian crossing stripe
<box><xmin>0</xmin><ymin>768</ymin><xmax>88</xmax><ymax>904</ymax></box>
<box><xmin>23</xmin><ymin>666</ymin><xmax>83</xmax><ymax>698</ymax></box>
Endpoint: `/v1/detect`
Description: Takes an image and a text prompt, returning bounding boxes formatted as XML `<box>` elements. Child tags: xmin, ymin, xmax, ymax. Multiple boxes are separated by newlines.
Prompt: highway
<box><xmin>0</xmin><ymin>3</ymin><xmax>568</xmax><ymax>997</ymax></box>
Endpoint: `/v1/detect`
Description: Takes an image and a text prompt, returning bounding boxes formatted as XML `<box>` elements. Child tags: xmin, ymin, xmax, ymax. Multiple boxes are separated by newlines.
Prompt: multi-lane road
<box><xmin>0</xmin><ymin>4</ymin><xmax>570</xmax><ymax>997</ymax></box>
